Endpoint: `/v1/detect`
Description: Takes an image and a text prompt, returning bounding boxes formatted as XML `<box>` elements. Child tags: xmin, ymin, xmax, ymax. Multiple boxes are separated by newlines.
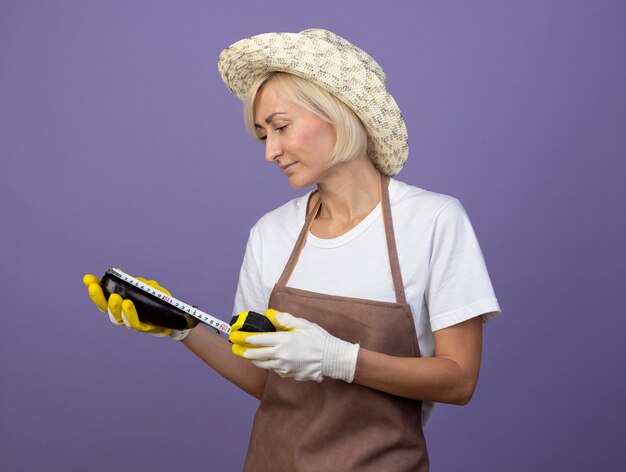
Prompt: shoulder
<box><xmin>248</xmin><ymin>191</ymin><xmax>312</xmax><ymax>242</ymax></box>
<box><xmin>389</xmin><ymin>178</ymin><xmax>464</xmax><ymax>224</ymax></box>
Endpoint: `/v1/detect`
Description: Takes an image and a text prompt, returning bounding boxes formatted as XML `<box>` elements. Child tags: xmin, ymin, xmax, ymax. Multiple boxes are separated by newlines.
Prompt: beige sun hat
<box><xmin>217</xmin><ymin>28</ymin><xmax>408</xmax><ymax>177</ymax></box>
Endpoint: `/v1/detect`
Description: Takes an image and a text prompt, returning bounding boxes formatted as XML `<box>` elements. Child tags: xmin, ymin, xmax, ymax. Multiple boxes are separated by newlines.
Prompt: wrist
<box><xmin>323</xmin><ymin>338</ymin><xmax>360</xmax><ymax>383</ymax></box>
<box><xmin>169</xmin><ymin>329</ymin><xmax>191</xmax><ymax>341</ymax></box>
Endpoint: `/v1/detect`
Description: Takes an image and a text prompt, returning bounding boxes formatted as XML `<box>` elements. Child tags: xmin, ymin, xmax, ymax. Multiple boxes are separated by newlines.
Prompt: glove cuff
<box><xmin>169</xmin><ymin>329</ymin><xmax>191</xmax><ymax>341</ymax></box>
<box><xmin>323</xmin><ymin>338</ymin><xmax>360</xmax><ymax>383</ymax></box>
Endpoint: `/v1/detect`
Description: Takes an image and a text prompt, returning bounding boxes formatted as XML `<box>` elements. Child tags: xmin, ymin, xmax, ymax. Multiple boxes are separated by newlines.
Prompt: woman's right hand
<box><xmin>82</xmin><ymin>273</ymin><xmax>189</xmax><ymax>340</ymax></box>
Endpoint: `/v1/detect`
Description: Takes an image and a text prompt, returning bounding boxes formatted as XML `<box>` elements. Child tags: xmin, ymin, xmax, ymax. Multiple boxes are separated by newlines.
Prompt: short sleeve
<box><xmin>232</xmin><ymin>226</ymin><xmax>268</xmax><ymax>317</ymax></box>
<box><xmin>426</xmin><ymin>199</ymin><xmax>501</xmax><ymax>331</ymax></box>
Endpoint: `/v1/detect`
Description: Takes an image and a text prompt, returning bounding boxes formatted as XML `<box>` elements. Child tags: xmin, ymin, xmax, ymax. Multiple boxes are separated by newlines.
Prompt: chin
<box><xmin>286</xmin><ymin>175</ymin><xmax>317</xmax><ymax>190</ymax></box>
<box><xmin>286</xmin><ymin>167</ymin><xmax>332</xmax><ymax>190</ymax></box>
<box><xmin>287</xmin><ymin>180</ymin><xmax>312</xmax><ymax>190</ymax></box>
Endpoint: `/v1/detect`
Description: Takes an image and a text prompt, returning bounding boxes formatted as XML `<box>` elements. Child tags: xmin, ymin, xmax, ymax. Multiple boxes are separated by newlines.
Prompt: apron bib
<box><xmin>244</xmin><ymin>174</ymin><xmax>429</xmax><ymax>471</ymax></box>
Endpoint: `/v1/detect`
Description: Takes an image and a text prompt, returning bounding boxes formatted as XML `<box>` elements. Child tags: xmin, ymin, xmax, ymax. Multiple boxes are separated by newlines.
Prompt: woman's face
<box><xmin>253</xmin><ymin>80</ymin><xmax>336</xmax><ymax>189</ymax></box>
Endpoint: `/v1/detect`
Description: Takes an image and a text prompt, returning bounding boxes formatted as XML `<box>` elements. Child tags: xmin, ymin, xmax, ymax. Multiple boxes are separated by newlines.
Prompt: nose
<box><xmin>264</xmin><ymin>133</ymin><xmax>283</xmax><ymax>163</ymax></box>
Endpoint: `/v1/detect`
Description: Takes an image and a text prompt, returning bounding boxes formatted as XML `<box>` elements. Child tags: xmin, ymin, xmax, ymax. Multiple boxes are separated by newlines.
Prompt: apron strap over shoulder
<box><xmin>277</xmin><ymin>192</ymin><xmax>321</xmax><ymax>287</ymax></box>
<box><xmin>379</xmin><ymin>174</ymin><xmax>408</xmax><ymax>305</ymax></box>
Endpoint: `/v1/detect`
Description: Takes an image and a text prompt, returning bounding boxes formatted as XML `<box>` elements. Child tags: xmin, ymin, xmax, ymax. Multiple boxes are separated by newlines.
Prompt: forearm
<box><xmin>353</xmin><ymin>351</ymin><xmax>478</xmax><ymax>405</ymax></box>
<box><xmin>353</xmin><ymin>317</ymin><xmax>483</xmax><ymax>405</ymax></box>
<box><xmin>182</xmin><ymin>325</ymin><xmax>268</xmax><ymax>399</ymax></box>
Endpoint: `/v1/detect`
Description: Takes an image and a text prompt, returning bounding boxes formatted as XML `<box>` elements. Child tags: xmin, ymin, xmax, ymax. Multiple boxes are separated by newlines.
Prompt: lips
<box><xmin>280</xmin><ymin>162</ymin><xmax>298</xmax><ymax>174</ymax></box>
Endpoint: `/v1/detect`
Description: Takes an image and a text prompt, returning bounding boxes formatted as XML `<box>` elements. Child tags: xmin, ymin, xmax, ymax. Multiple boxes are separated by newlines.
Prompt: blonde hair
<box><xmin>243</xmin><ymin>72</ymin><xmax>368</xmax><ymax>166</ymax></box>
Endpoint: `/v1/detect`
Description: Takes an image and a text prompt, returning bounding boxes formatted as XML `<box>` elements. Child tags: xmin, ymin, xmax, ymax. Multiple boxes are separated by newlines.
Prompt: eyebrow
<box><xmin>254</xmin><ymin>112</ymin><xmax>288</xmax><ymax>128</ymax></box>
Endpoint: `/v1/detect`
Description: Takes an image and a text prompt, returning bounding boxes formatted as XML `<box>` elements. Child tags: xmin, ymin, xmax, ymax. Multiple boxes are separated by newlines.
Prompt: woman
<box><xmin>84</xmin><ymin>29</ymin><xmax>500</xmax><ymax>471</ymax></box>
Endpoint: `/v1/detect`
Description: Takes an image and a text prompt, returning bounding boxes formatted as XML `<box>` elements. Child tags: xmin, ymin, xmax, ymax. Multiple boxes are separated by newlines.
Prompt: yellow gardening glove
<box><xmin>82</xmin><ymin>273</ymin><xmax>188</xmax><ymax>340</ymax></box>
<box><xmin>230</xmin><ymin>309</ymin><xmax>291</xmax><ymax>358</ymax></box>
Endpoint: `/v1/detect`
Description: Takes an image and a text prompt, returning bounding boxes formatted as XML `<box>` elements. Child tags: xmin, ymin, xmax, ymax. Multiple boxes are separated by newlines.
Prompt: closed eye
<box><xmin>258</xmin><ymin>124</ymin><xmax>288</xmax><ymax>142</ymax></box>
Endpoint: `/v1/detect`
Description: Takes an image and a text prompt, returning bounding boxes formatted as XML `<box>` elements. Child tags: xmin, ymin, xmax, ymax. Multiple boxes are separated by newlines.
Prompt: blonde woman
<box><xmin>84</xmin><ymin>29</ymin><xmax>501</xmax><ymax>471</ymax></box>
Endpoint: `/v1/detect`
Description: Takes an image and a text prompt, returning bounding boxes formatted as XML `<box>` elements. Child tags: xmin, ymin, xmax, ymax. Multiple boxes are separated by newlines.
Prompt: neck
<box><xmin>314</xmin><ymin>155</ymin><xmax>382</xmax><ymax>224</ymax></box>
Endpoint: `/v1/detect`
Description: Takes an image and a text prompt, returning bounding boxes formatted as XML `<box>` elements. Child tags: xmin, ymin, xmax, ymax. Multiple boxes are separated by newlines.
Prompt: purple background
<box><xmin>2</xmin><ymin>1</ymin><xmax>625</xmax><ymax>470</ymax></box>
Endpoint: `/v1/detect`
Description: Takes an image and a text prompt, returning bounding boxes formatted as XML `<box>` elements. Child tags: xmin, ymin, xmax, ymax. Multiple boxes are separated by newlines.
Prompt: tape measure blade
<box><xmin>108</xmin><ymin>268</ymin><xmax>231</xmax><ymax>335</ymax></box>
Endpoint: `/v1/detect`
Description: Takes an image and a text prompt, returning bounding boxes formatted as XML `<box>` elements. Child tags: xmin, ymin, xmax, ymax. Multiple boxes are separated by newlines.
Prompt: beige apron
<box><xmin>244</xmin><ymin>174</ymin><xmax>429</xmax><ymax>471</ymax></box>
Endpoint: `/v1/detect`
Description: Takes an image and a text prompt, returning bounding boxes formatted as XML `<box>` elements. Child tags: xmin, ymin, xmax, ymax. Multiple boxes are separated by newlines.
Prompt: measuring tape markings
<box><xmin>110</xmin><ymin>268</ymin><xmax>231</xmax><ymax>335</ymax></box>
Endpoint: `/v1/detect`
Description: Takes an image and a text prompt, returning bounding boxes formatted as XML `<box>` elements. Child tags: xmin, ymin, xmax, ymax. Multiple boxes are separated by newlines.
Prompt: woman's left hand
<box><xmin>230</xmin><ymin>310</ymin><xmax>359</xmax><ymax>383</ymax></box>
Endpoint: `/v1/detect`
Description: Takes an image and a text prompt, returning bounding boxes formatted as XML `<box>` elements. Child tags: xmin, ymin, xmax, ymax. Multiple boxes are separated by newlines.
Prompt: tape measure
<box><xmin>103</xmin><ymin>267</ymin><xmax>232</xmax><ymax>334</ymax></box>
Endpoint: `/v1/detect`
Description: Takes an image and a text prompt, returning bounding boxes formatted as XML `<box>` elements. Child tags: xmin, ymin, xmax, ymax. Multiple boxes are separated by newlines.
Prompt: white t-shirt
<box><xmin>233</xmin><ymin>178</ymin><xmax>501</xmax><ymax>424</ymax></box>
